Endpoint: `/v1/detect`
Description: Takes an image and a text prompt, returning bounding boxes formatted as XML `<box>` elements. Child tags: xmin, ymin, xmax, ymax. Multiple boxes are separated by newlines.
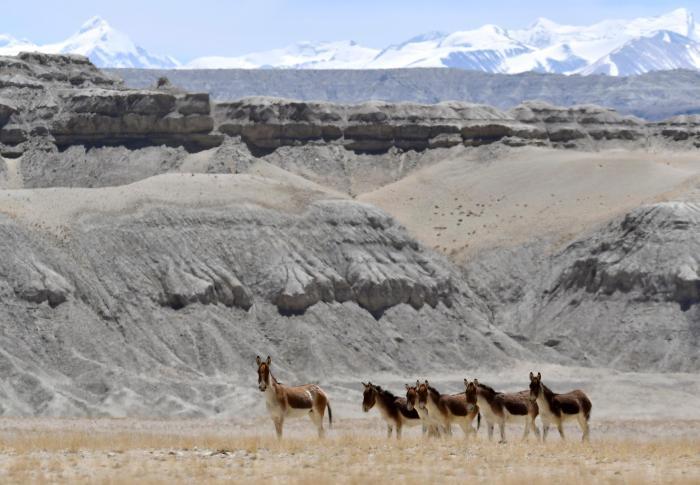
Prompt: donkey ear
<box><xmin>361</xmin><ymin>382</ymin><xmax>367</xmax><ymax>388</ymax></box>
<box><xmin>463</xmin><ymin>378</ymin><xmax>468</xmax><ymax>386</ymax></box>
<box><xmin>266</xmin><ymin>356</ymin><xmax>272</xmax><ymax>365</ymax></box>
<box><xmin>405</xmin><ymin>383</ymin><xmax>410</xmax><ymax>390</ymax></box>
<box><xmin>256</xmin><ymin>355</ymin><xmax>262</xmax><ymax>366</ymax></box>
<box><xmin>415</xmin><ymin>379</ymin><xmax>420</xmax><ymax>387</ymax></box>
<box><xmin>529</xmin><ymin>371</ymin><xmax>534</xmax><ymax>381</ymax></box>
<box><xmin>425</xmin><ymin>380</ymin><xmax>429</xmax><ymax>386</ymax></box>
<box><xmin>537</xmin><ymin>372</ymin><xmax>541</xmax><ymax>380</ymax></box>
<box><xmin>474</xmin><ymin>378</ymin><xmax>479</xmax><ymax>385</ymax></box>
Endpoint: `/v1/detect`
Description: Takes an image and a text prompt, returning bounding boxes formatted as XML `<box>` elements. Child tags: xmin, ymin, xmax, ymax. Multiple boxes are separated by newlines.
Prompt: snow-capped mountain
<box><xmin>0</xmin><ymin>16</ymin><xmax>178</xmax><ymax>68</ymax></box>
<box><xmin>182</xmin><ymin>7</ymin><xmax>700</xmax><ymax>75</ymax></box>
<box><xmin>367</xmin><ymin>25</ymin><xmax>532</xmax><ymax>71</ymax></box>
<box><xmin>582</xmin><ymin>30</ymin><xmax>700</xmax><ymax>75</ymax></box>
<box><xmin>505</xmin><ymin>7</ymin><xmax>698</xmax><ymax>73</ymax></box>
<box><xmin>2</xmin><ymin>9</ymin><xmax>700</xmax><ymax>75</ymax></box>
<box><xmin>186</xmin><ymin>40</ymin><xmax>378</xmax><ymax>69</ymax></box>
<box><xmin>0</xmin><ymin>34</ymin><xmax>37</xmax><ymax>56</ymax></box>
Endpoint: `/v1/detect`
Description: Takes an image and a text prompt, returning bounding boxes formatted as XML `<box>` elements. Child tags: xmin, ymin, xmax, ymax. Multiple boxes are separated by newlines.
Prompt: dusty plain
<box><xmin>0</xmin><ymin>417</ymin><xmax>698</xmax><ymax>484</ymax></box>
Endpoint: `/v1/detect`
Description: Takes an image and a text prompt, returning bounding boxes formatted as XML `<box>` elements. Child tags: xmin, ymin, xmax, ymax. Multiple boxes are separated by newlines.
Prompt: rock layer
<box><xmin>0</xmin><ymin>53</ymin><xmax>220</xmax><ymax>159</ymax></box>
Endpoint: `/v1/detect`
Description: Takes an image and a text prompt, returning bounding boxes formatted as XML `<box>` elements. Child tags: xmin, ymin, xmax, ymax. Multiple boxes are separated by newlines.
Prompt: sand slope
<box><xmin>360</xmin><ymin>148</ymin><xmax>700</xmax><ymax>259</ymax></box>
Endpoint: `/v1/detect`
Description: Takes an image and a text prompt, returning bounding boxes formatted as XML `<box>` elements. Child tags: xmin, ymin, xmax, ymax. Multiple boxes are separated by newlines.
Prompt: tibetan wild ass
<box><xmin>405</xmin><ymin>383</ymin><xmax>442</xmax><ymax>437</ymax></box>
<box><xmin>416</xmin><ymin>380</ymin><xmax>480</xmax><ymax>438</ymax></box>
<box><xmin>362</xmin><ymin>382</ymin><xmax>423</xmax><ymax>439</ymax></box>
<box><xmin>529</xmin><ymin>372</ymin><xmax>591</xmax><ymax>442</ymax></box>
<box><xmin>256</xmin><ymin>355</ymin><xmax>332</xmax><ymax>438</ymax></box>
<box><xmin>464</xmin><ymin>378</ymin><xmax>540</xmax><ymax>443</ymax></box>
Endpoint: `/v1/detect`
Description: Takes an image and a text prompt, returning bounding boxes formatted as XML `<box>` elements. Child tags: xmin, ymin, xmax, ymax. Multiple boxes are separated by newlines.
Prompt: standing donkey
<box><xmin>416</xmin><ymin>380</ymin><xmax>480</xmax><ymax>438</ymax></box>
<box><xmin>256</xmin><ymin>355</ymin><xmax>332</xmax><ymax>438</ymax></box>
<box><xmin>529</xmin><ymin>372</ymin><xmax>592</xmax><ymax>442</ymax></box>
<box><xmin>405</xmin><ymin>383</ymin><xmax>442</xmax><ymax>437</ymax></box>
<box><xmin>464</xmin><ymin>378</ymin><xmax>540</xmax><ymax>443</ymax></box>
<box><xmin>362</xmin><ymin>382</ymin><xmax>423</xmax><ymax>439</ymax></box>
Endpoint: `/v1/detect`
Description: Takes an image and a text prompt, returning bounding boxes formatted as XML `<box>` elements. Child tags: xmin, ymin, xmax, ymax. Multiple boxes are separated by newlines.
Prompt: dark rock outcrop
<box><xmin>0</xmin><ymin>53</ymin><xmax>221</xmax><ymax>157</ymax></box>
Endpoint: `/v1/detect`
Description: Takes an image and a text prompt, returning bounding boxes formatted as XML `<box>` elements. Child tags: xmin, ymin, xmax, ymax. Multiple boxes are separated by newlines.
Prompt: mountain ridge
<box><xmin>2</xmin><ymin>9</ymin><xmax>700</xmax><ymax>74</ymax></box>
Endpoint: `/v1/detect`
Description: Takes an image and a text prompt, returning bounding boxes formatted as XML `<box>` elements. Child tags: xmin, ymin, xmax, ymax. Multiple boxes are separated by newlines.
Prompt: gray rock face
<box><xmin>213</xmin><ymin>98</ymin><xmax>525</xmax><ymax>154</ymax></box>
<box><xmin>214</xmin><ymin>97</ymin><xmax>657</xmax><ymax>154</ymax></box>
<box><xmin>465</xmin><ymin>202</ymin><xmax>700</xmax><ymax>372</ymax></box>
<box><xmin>0</xmin><ymin>53</ymin><xmax>221</xmax><ymax>158</ymax></box>
<box><xmin>19</xmin><ymin>145</ymin><xmax>188</xmax><ymax>188</ymax></box>
<box><xmin>0</xmin><ymin>179</ymin><xmax>527</xmax><ymax>416</ymax></box>
<box><xmin>511</xmin><ymin>102</ymin><xmax>647</xmax><ymax>145</ymax></box>
<box><xmin>214</xmin><ymin>97</ymin><xmax>700</xmax><ymax>155</ymax></box>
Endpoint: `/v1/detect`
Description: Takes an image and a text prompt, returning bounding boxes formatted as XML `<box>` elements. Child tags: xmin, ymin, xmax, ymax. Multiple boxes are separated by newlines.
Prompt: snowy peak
<box><xmin>78</xmin><ymin>15</ymin><xmax>109</xmax><ymax>33</ymax></box>
<box><xmin>46</xmin><ymin>16</ymin><xmax>180</xmax><ymax>69</ymax></box>
<box><xmin>582</xmin><ymin>30</ymin><xmax>700</xmax><ymax>76</ymax></box>
<box><xmin>0</xmin><ymin>16</ymin><xmax>178</xmax><ymax>68</ymax></box>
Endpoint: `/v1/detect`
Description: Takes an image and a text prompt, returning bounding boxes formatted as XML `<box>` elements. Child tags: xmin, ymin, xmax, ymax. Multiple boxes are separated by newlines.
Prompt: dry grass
<box><xmin>0</xmin><ymin>418</ymin><xmax>698</xmax><ymax>484</ymax></box>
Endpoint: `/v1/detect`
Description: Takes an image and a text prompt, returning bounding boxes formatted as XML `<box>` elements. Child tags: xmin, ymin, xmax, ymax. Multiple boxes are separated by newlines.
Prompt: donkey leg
<box><xmin>310</xmin><ymin>411</ymin><xmax>325</xmax><ymax>439</ymax></box>
<box><xmin>396</xmin><ymin>423</ymin><xmax>403</xmax><ymax>440</ymax></box>
<box><xmin>386</xmin><ymin>423</ymin><xmax>393</xmax><ymax>439</ymax></box>
<box><xmin>557</xmin><ymin>421</ymin><xmax>565</xmax><ymax>441</ymax></box>
<box><xmin>458</xmin><ymin>421</ymin><xmax>471</xmax><ymax>440</ymax></box>
<box><xmin>578</xmin><ymin>414</ymin><xmax>590</xmax><ymax>442</ymax></box>
<box><xmin>522</xmin><ymin>419</ymin><xmax>530</xmax><ymax>441</ymax></box>
<box><xmin>273</xmin><ymin>417</ymin><xmax>284</xmax><ymax>439</ymax></box>
<box><xmin>542</xmin><ymin>421</ymin><xmax>550</xmax><ymax>442</ymax></box>
<box><xmin>487</xmin><ymin>423</ymin><xmax>494</xmax><ymax>441</ymax></box>
<box><xmin>498</xmin><ymin>421</ymin><xmax>506</xmax><ymax>444</ymax></box>
<box><xmin>531</xmin><ymin>417</ymin><xmax>541</xmax><ymax>440</ymax></box>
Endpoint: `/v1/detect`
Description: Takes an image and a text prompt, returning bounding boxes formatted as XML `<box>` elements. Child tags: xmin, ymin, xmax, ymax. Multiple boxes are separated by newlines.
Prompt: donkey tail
<box><xmin>583</xmin><ymin>397</ymin><xmax>592</xmax><ymax>421</ymax></box>
<box><xmin>327</xmin><ymin>402</ymin><xmax>333</xmax><ymax>429</ymax></box>
<box><xmin>477</xmin><ymin>412</ymin><xmax>481</xmax><ymax>431</ymax></box>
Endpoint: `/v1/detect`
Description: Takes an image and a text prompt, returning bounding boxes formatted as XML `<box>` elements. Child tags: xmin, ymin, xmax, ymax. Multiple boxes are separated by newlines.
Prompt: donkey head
<box><xmin>416</xmin><ymin>380</ymin><xmax>430</xmax><ymax>410</ymax></box>
<box><xmin>529</xmin><ymin>372</ymin><xmax>542</xmax><ymax>402</ymax></box>
<box><xmin>405</xmin><ymin>383</ymin><xmax>419</xmax><ymax>411</ymax></box>
<box><xmin>464</xmin><ymin>378</ymin><xmax>478</xmax><ymax>406</ymax></box>
<box><xmin>362</xmin><ymin>382</ymin><xmax>377</xmax><ymax>412</ymax></box>
<box><xmin>256</xmin><ymin>355</ymin><xmax>272</xmax><ymax>392</ymax></box>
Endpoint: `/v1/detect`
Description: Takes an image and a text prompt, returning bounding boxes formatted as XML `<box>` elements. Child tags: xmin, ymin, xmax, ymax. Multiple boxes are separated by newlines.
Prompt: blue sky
<box><xmin>1</xmin><ymin>1</ymin><xmax>696</xmax><ymax>61</ymax></box>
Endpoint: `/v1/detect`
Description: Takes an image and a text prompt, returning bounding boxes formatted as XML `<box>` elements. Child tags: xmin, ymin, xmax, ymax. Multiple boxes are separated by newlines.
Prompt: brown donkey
<box><xmin>405</xmin><ymin>383</ymin><xmax>442</xmax><ymax>437</ymax></box>
<box><xmin>362</xmin><ymin>382</ymin><xmax>423</xmax><ymax>439</ymax></box>
<box><xmin>529</xmin><ymin>372</ymin><xmax>591</xmax><ymax>442</ymax></box>
<box><xmin>464</xmin><ymin>379</ymin><xmax>539</xmax><ymax>443</ymax></box>
<box><xmin>416</xmin><ymin>380</ymin><xmax>480</xmax><ymax>438</ymax></box>
<box><xmin>256</xmin><ymin>356</ymin><xmax>332</xmax><ymax>438</ymax></box>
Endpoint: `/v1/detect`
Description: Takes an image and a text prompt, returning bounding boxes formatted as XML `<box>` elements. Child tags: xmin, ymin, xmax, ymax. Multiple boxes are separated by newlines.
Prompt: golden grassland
<box><xmin>0</xmin><ymin>418</ymin><xmax>698</xmax><ymax>484</ymax></box>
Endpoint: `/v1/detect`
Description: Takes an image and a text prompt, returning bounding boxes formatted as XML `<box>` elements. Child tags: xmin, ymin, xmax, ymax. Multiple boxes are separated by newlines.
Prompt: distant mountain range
<box><xmin>2</xmin><ymin>9</ymin><xmax>700</xmax><ymax>75</ymax></box>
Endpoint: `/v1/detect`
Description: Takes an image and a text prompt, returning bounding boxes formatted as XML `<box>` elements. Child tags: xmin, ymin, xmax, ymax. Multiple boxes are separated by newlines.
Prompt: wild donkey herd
<box><xmin>256</xmin><ymin>356</ymin><xmax>592</xmax><ymax>442</ymax></box>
